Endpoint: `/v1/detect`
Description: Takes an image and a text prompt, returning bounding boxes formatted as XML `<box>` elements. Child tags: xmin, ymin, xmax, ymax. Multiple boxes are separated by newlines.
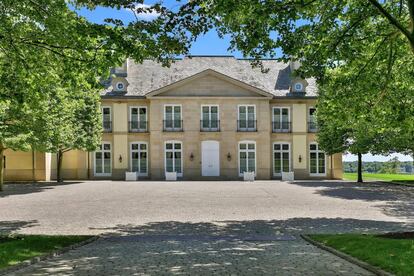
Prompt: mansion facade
<box><xmin>4</xmin><ymin>56</ymin><xmax>342</xmax><ymax>181</ymax></box>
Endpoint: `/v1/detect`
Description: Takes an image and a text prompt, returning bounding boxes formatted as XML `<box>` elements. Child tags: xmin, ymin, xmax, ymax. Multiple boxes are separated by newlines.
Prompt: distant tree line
<box><xmin>344</xmin><ymin>158</ymin><xmax>413</xmax><ymax>174</ymax></box>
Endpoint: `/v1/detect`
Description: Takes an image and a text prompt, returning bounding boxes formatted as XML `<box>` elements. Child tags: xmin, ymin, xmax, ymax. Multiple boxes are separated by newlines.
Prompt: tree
<box><xmin>33</xmin><ymin>84</ymin><xmax>102</xmax><ymax>183</ymax></box>
<box><xmin>0</xmin><ymin>0</ymin><xmax>190</xmax><ymax>189</ymax></box>
<box><xmin>316</xmin><ymin>26</ymin><xmax>414</xmax><ymax>182</ymax></box>
<box><xmin>140</xmin><ymin>0</ymin><xmax>414</xmax><ymax>76</ymax></box>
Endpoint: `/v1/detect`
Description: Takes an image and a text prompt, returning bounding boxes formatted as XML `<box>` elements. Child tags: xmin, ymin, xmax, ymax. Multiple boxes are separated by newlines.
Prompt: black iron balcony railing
<box><xmin>308</xmin><ymin>121</ymin><xmax>318</xmax><ymax>132</ymax></box>
<box><xmin>163</xmin><ymin>120</ymin><xmax>183</xmax><ymax>132</ymax></box>
<box><xmin>272</xmin><ymin>121</ymin><xmax>291</xmax><ymax>133</ymax></box>
<box><xmin>103</xmin><ymin>121</ymin><xmax>112</xmax><ymax>133</ymax></box>
<box><xmin>200</xmin><ymin>120</ymin><xmax>220</xmax><ymax>132</ymax></box>
<box><xmin>237</xmin><ymin>120</ymin><xmax>257</xmax><ymax>132</ymax></box>
<box><xmin>129</xmin><ymin>121</ymin><xmax>148</xmax><ymax>133</ymax></box>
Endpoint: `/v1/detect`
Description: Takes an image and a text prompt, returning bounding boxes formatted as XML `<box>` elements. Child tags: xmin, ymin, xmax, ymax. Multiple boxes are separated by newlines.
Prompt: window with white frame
<box><xmin>273</xmin><ymin>143</ymin><xmax>290</xmax><ymax>175</ymax></box>
<box><xmin>95</xmin><ymin>142</ymin><xmax>111</xmax><ymax>176</ymax></box>
<box><xmin>239</xmin><ymin>142</ymin><xmax>256</xmax><ymax>176</ymax></box>
<box><xmin>308</xmin><ymin>107</ymin><xmax>317</xmax><ymax>132</ymax></box>
<box><xmin>272</xmin><ymin>107</ymin><xmax>290</xmax><ymax>132</ymax></box>
<box><xmin>201</xmin><ymin>105</ymin><xmax>219</xmax><ymax>131</ymax></box>
<box><xmin>238</xmin><ymin>105</ymin><xmax>256</xmax><ymax>131</ymax></box>
<box><xmin>130</xmin><ymin>142</ymin><xmax>148</xmax><ymax>175</ymax></box>
<box><xmin>164</xmin><ymin>105</ymin><xmax>182</xmax><ymax>131</ymax></box>
<box><xmin>102</xmin><ymin>107</ymin><xmax>111</xmax><ymax>132</ymax></box>
<box><xmin>165</xmin><ymin>141</ymin><xmax>183</xmax><ymax>176</ymax></box>
<box><xmin>309</xmin><ymin>143</ymin><xmax>326</xmax><ymax>175</ymax></box>
<box><xmin>130</xmin><ymin>107</ymin><xmax>147</xmax><ymax>131</ymax></box>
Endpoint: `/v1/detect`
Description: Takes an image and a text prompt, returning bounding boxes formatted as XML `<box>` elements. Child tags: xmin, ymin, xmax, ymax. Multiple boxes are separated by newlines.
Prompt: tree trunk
<box><xmin>0</xmin><ymin>145</ymin><xmax>4</xmax><ymax>192</ymax></box>
<box><xmin>57</xmin><ymin>149</ymin><xmax>63</xmax><ymax>183</ymax></box>
<box><xmin>357</xmin><ymin>152</ymin><xmax>363</xmax><ymax>183</ymax></box>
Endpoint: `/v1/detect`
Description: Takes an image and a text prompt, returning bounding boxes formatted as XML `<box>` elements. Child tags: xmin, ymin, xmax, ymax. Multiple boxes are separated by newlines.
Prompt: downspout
<box><xmin>87</xmin><ymin>152</ymin><xmax>90</xmax><ymax>180</ymax></box>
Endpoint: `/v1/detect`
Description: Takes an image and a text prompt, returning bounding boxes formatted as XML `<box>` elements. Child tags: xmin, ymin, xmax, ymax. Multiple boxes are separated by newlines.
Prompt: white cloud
<box><xmin>128</xmin><ymin>3</ymin><xmax>160</xmax><ymax>21</ymax></box>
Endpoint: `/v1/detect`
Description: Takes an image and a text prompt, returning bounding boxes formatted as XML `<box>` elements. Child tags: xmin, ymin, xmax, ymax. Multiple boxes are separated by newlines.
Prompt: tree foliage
<box><xmin>0</xmin><ymin>0</ymin><xmax>190</xmax><ymax>188</ymax></box>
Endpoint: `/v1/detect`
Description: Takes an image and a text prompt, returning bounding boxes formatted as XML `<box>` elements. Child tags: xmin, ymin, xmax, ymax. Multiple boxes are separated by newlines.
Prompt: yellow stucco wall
<box><xmin>4</xmin><ymin>150</ymin><xmax>49</xmax><ymax>181</ymax></box>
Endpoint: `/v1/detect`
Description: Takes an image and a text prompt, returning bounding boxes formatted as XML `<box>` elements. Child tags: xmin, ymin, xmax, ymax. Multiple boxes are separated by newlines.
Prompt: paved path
<box><xmin>10</xmin><ymin>234</ymin><xmax>372</xmax><ymax>275</ymax></box>
<box><xmin>1</xmin><ymin>180</ymin><xmax>413</xmax><ymax>235</ymax></box>
<box><xmin>2</xmin><ymin>180</ymin><xmax>414</xmax><ymax>275</ymax></box>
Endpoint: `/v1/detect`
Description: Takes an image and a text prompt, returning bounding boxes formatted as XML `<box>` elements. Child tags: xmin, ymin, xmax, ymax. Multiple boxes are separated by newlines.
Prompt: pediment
<box><xmin>146</xmin><ymin>69</ymin><xmax>273</xmax><ymax>98</ymax></box>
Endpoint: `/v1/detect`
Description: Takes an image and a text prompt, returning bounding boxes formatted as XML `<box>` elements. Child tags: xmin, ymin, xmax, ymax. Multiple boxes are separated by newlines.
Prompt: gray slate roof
<box><xmin>102</xmin><ymin>56</ymin><xmax>317</xmax><ymax>98</ymax></box>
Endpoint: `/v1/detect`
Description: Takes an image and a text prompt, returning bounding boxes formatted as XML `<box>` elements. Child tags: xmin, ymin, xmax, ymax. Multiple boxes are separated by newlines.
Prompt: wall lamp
<box><xmin>189</xmin><ymin>153</ymin><xmax>194</xmax><ymax>161</ymax></box>
<box><xmin>298</xmin><ymin>155</ymin><xmax>302</xmax><ymax>163</ymax></box>
<box><xmin>227</xmin><ymin>152</ymin><xmax>232</xmax><ymax>161</ymax></box>
<box><xmin>119</xmin><ymin>155</ymin><xmax>123</xmax><ymax>163</ymax></box>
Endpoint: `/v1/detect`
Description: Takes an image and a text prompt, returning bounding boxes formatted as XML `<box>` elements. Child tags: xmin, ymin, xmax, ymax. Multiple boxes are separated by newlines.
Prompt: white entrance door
<box><xmin>202</xmin><ymin>141</ymin><xmax>220</xmax><ymax>176</ymax></box>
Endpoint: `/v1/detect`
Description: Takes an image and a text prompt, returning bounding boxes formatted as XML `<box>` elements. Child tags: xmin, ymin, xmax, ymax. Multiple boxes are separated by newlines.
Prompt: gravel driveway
<box><xmin>2</xmin><ymin>180</ymin><xmax>414</xmax><ymax>275</ymax></box>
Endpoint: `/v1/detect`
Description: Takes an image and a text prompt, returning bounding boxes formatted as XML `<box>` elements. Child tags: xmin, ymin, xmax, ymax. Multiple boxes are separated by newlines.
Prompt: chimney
<box><xmin>289</xmin><ymin>59</ymin><xmax>301</xmax><ymax>72</ymax></box>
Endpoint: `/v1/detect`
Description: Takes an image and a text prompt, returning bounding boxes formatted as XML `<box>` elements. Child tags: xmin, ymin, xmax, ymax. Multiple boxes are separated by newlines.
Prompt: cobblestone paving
<box><xmin>11</xmin><ymin>235</ymin><xmax>372</xmax><ymax>276</ymax></box>
<box><xmin>2</xmin><ymin>180</ymin><xmax>414</xmax><ymax>275</ymax></box>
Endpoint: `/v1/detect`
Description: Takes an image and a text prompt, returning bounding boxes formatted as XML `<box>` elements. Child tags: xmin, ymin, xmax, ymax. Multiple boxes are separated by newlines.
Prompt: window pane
<box><xmin>248</xmin><ymin>144</ymin><xmax>255</xmax><ymax>150</ymax></box>
<box><xmin>132</xmin><ymin>144</ymin><xmax>138</xmax><ymax>150</ymax></box>
<box><xmin>104</xmin><ymin>158</ymin><xmax>111</xmax><ymax>174</ymax></box>
<box><xmin>166</xmin><ymin>143</ymin><xmax>173</xmax><ymax>150</ymax></box>
<box><xmin>139</xmin><ymin>108</ymin><xmax>146</xmax><ymax>122</ymax></box>
<box><xmin>165</xmin><ymin>106</ymin><xmax>172</xmax><ymax>121</ymax></box>
<box><xmin>274</xmin><ymin>152</ymin><xmax>281</xmax><ymax>173</ymax></box>
<box><xmin>202</xmin><ymin>106</ymin><xmax>209</xmax><ymax>114</ymax></box>
<box><xmin>95</xmin><ymin>153</ymin><xmax>102</xmax><ymax>174</ymax></box>
<box><xmin>310</xmin><ymin>144</ymin><xmax>317</xmax><ymax>151</ymax></box>
<box><xmin>175</xmin><ymin>152</ymin><xmax>182</xmax><ymax>173</ymax></box>
<box><xmin>140</xmin><ymin>144</ymin><xmax>146</xmax><ymax>150</ymax></box>
<box><xmin>310</xmin><ymin>152</ymin><xmax>317</xmax><ymax>173</ymax></box>
<box><xmin>211</xmin><ymin>106</ymin><xmax>218</xmax><ymax>114</ymax></box>
<box><xmin>174</xmin><ymin>143</ymin><xmax>181</xmax><ymax>150</ymax></box>
<box><xmin>247</xmin><ymin>106</ymin><xmax>255</xmax><ymax>114</ymax></box>
<box><xmin>239</xmin><ymin>106</ymin><xmax>246</xmax><ymax>115</ymax></box>
<box><xmin>166</xmin><ymin>154</ymin><xmax>173</xmax><ymax>172</ymax></box>
<box><xmin>131</xmin><ymin>108</ymin><xmax>138</xmax><ymax>115</ymax></box>
<box><xmin>132</xmin><ymin>159</ymin><xmax>139</xmax><ymax>172</ymax></box>
<box><xmin>274</xmin><ymin>144</ymin><xmax>281</xmax><ymax>151</ymax></box>
<box><xmin>140</xmin><ymin>152</ymin><xmax>147</xmax><ymax>173</ymax></box>
<box><xmin>104</xmin><ymin>144</ymin><xmax>110</xmax><ymax>150</ymax></box>
<box><xmin>240</xmin><ymin>152</ymin><xmax>247</xmax><ymax>173</ymax></box>
<box><xmin>239</xmin><ymin>119</ymin><xmax>246</xmax><ymax>128</ymax></box>
<box><xmin>282</xmin><ymin>152</ymin><xmax>290</xmax><ymax>172</ymax></box>
<box><xmin>282</xmin><ymin>144</ymin><xmax>289</xmax><ymax>151</ymax></box>
<box><xmin>240</xmin><ymin>144</ymin><xmax>246</xmax><ymax>150</ymax></box>
<box><xmin>309</xmin><ymin>108</ymin><xmax>316</xmax><ymax>116</ymax></box>
<box><xmin>248</xmin><ymin>152</ymin><xmax>255</xmax><ymax>172</ymax></box>
<box><xmin>103</xmin><ymin>108</ymin><xmax>110</xmax><ymax>115</ymax></box>
<box><xmin>318</xmin><ymin>153</ymin><xmax>325</xmax><ymax>173</ymax></box>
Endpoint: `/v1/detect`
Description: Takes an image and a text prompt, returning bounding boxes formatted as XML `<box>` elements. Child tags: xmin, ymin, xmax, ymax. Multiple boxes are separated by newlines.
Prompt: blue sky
<box><xmin>75</xmin><ymin>3</ymin><xmax>413</xmax><ymax>163</ymax></box>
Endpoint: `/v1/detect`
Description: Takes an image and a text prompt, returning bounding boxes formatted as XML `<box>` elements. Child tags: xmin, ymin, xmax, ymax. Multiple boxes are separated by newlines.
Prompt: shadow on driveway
<box><xmin>91</xmin><ymin>217</ymin><xmax>414</xmax><ymax>237</ymax></box>
<box><xmin>290</xmin><ymin>181</ymin><xmax>414</xmax><ymax>220</ymax></box>
<box><xmin>0</xmin><ymin>182</ymin><xmax>82</xmax><ymax>198</ymax></box>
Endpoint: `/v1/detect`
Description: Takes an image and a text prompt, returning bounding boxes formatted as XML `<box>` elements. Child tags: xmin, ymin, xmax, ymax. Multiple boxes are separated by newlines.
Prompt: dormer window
<box><xmin>294</xmin><ymin>82</ymin><xmax>303</xmax><ymax>92</ymax></box>
<box><xmin>116</xmin><ymin>82</ymin><xmax>125</xmax><ymax>91</ymax></box>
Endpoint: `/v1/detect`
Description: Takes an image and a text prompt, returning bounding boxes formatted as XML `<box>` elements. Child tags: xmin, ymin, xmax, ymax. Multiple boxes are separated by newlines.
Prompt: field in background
<box><xmin>343</xmin><ymin>173</ymin><xmax>414</xmax><ymax>184</ymax></box>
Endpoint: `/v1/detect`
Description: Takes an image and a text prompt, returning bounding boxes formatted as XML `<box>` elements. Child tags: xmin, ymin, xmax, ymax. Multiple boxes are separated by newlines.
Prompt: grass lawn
<box><xmin>310</xmin><ymin>234</ymin><xmax>414</xmax><ymax>275</ymax></box>
<box><xmin>343</xmin><ymin>172</ymin><xmax>414</xmax><ymax>184</ymax></box>
<box><xmin>0</xmin><ymin>235</ymin><xmax>92</xmax><ymax>269</ymax></box>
